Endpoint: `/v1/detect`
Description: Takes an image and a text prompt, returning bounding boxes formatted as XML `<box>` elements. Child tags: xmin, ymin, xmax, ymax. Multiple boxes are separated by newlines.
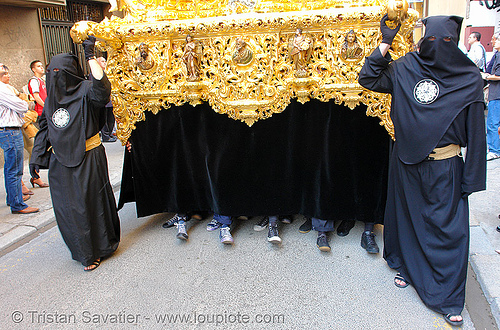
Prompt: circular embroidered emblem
<box><xmin>413</xmin><ymin>79</ymin><xmax>439</xmax><ymax>104</ymax></box>
<box><xmin>52</xmin><ymin>108</ymin><xmax>70</xmax><ymax>128</ymax></box>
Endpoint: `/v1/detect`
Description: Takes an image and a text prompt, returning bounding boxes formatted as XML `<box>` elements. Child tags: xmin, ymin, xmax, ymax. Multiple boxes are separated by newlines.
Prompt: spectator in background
<box><xmin>26</xmin><ymin>60</ymin><xmax>50</xmax><ymax>188</ymax></box>
<box><xmin>0</xmin><ymin>64</ymin><xmax>41</xmax><ymax>195</ymax></box>
<box><xmin>483</xmin><ymin>36</ymin><xmax>500</xmax><ymax>160</ymax></box>
<box><xmin>28</xmin><ymin>60</ymin><xmax>46</xmax><ymax>119</ymax></box>
<box><xmin>28</xmin><ymin>60</ymin><xmax>49</xmax><ymax>188</ymax></box>
<box><xmin>96</xmin><ymin>57</ymin><xmax>117</xmax><ymax>143</ymax></box>
<box><xmin>0</xmin><ymin>63</ymin><xmax>39</xmax><ymax>214</ymax></box>
<box><xmin>485</xmin><ymin>33</ymin><xmax>499</xmax><ymax>74</ymax></box>
<box><xmin>467</xmin><ymin>31</ymin><xmax>487</xmax><ymax>71</ymax></box>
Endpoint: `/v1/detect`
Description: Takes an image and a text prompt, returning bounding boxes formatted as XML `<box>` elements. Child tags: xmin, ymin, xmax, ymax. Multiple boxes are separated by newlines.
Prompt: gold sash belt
<box><xmin>427</xmin><ymin>144</ymin><xmax>461</xmax><ymax>161</ymax></box>
<box><xmin>50</xmin><ymin>133</ymin><xmax>101</xmax><ymax>154</ymax></box>
<box><xmin>85</xmin><ymin>133</ymin><xmax>101</xmax><ymax>151</ymax></box>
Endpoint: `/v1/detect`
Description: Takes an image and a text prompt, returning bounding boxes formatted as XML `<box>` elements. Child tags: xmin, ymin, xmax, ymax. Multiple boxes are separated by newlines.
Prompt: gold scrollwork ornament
<box><xmin>387</xmin><ymin>0</ymin><xmax>409</xmax><ymax>25</ymax></box>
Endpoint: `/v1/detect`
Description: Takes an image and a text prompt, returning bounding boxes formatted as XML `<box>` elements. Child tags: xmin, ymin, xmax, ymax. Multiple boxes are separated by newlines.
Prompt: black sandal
<box><xmin>443</xmin><ymin>313</ymin><xmax>463</xmax><ymax>327</ymax></box>
<box><xmin>394</xmin><ymin>273</ymin><xmax>410</xmax><ymax>288</ymax></box>
<box><xmin>84</xmin><ymin>259</ymin><xmax>101</xmax><ymax>272</ymax></box>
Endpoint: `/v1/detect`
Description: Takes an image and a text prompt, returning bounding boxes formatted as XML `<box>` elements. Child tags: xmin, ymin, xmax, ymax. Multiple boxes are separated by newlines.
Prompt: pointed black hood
<box><xmin>390</xmin><ymin>15</ymin><xmax>484</xmax><ymax>164</ymax></box>
<box><xmin>44</xmin><ymin>53</ymin><xmax>89</xmax><ymax>167</ymax></box>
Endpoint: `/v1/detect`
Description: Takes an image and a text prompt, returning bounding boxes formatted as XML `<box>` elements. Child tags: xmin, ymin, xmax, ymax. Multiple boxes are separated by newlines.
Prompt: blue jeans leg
<box><xmin>213</xmin><ymin>214</ymin><xmax>232</xmax><ymax>226</ymax></box>
<box><xmin>0</xmin><ymin>129</ymin><xmax>27</xmax><ymax>212</ymax></box>
<box><xmin>311</xmin><ymin>217</ymin><xmax>335</xmax><ymax>232</ymax></box>
<box><xmin>487</xmin><ymin>99</ymin><xmax>500</xmax><ymax>155</ymax></box>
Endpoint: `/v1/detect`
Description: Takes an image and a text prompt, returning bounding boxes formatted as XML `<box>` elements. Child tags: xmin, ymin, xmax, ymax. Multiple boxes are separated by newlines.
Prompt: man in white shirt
<box><xmin>0</xmin><ymin>63</ymin><xmax>39</xmax><ymax>214</ymax></box>
<box><xmin>467</xmin><ymin>31</ymin><xmax>487</xmax><ymax>71</ymax></box>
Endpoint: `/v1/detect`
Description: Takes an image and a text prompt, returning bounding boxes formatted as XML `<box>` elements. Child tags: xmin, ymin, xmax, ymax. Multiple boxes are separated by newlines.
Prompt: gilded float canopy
<box><xmin>71</xmin><ymin>0</ymin><xmax>418</xmax><ymax>142</ymax></box>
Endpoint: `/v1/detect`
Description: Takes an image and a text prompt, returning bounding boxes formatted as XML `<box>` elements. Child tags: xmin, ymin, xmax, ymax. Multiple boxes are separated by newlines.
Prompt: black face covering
<box><xmin>46</xmin><ymin>54</ymin><xmax>85</xmax><ymax>106</ymax></box>
<box><xmin>45</xmin><ymin>54</ymin><xmax>89</xmax><ymax>167</ymax></box>
<box><xmin>390</xmin><ymin>16</ymin><xmax>484</xmax><ymax>164</ymax></box>
<box><xmin>418</xmin><ymin>16</ymin><xmax>471</xmax><ymax>73</ymax></box>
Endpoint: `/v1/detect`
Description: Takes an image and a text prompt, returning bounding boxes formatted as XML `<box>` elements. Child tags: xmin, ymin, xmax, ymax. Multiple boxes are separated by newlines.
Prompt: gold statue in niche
<box><xmin>182</xmin><ymin>35</ymin><xmax>202</xmax><ymax>82</ymax></box>
<box><xmin>232</xmin><ymin>38</ymin><xmax>253</xmax><ymax>65</ymax></box>
<box><xmin>136</xmin><ymin>42</ymin><xmax>155</xmax><ymax>71</ymax></box>
<box><xmin>340</xmin><ymin>30</ymin><xmax>363</xmax><ymax>61</ymax></box>
<box><xmin>289</xmin><ymin>28</ymin><xmax>313</xmax><ymax>78</ymax></box>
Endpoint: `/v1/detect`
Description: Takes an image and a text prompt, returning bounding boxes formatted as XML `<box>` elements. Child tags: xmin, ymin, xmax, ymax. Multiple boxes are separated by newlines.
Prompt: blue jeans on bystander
<box><xmin>0</xmin><ymin>128</ymin><xmax>28</xmax><ymax>212</ymax></box>
<box><xmin>487</xmin><ymin>99</ymin><xmax>500</xmax><ymax>155</ymax></box>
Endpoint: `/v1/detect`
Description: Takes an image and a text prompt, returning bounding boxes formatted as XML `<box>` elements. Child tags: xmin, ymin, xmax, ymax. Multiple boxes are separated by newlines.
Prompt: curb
<box><xmin>470</xmin><ymin>224</ymin><xmax>500</xmax><ymax>328</ymax></box>
<box><xmin>0</xmin><ymin>178</ymin><xmax>122</xmax><ymax>255</ymax></box>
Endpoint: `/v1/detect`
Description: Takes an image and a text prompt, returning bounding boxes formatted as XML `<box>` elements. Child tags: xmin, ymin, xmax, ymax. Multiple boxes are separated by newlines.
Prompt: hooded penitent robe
<box><xmin>358</xmin><ymin>16</ymin><xmax>486</xmax><ymax>315</ymax></box>
<box><xmin>30</xmin><ymin>54</ymin><xmax>120</xmax><ymax>267</ymax></box>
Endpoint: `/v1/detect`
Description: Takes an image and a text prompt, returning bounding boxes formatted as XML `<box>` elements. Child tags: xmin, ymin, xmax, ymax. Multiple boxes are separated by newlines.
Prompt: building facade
<box><xmin>0</xmin><ymin>0</ymin><xmax>109</xmax><ymax>91</ymax></box>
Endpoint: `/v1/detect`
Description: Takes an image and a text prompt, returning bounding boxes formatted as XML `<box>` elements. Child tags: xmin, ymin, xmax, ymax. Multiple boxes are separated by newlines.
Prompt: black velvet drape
<box><xmin>118</xmin><ymin>99</ymin><xmax>389</xmax><ymax>223</ymax></box>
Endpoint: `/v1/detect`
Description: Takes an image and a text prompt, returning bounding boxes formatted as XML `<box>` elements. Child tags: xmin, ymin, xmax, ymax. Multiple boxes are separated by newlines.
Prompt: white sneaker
<box><xmin>267</xmin><ymin>224</ymin><xmax>282</xmax><ymax>244</ymax></box>
<box><xmin>487</xmin><ymin>152</ymin><xmax>500</xmax><ymax>161</ymax></box>
<box><xmin>176</xmin><ymin>222</ymin><xmax>188</xmax><ymax>240</ymax></box>
<box><xmin>219</xmin><ymin>227</ymin><xmax>234</xmax><ymax>244</ymax></box>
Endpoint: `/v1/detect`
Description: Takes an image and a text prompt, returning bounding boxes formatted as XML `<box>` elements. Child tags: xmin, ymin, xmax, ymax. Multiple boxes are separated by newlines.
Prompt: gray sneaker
<box><xmin>253</xmin><ymin>216</ymin><xmax>269</xmax><ymax>231</ymax></box>
<box><xmin>176</xmin><ymin>222</ymin><xmax>188</xmax><ymax>240</ymax></box>
<box><xmin>267</xmin><ymin>224</ymin><xmax>282</xmax><ymax>244</ymax></box>
<box><xmin>219</xmin><ymin>227</ymin><xmax>234</xmax><ymax>244</ymax></box>
<box><xmin>206</xmin><ymin>218</ymin><xmax>222</xmax><ymax>231</ymax></box>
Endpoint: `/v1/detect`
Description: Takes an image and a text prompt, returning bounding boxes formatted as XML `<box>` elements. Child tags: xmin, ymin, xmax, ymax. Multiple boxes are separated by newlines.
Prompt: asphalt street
<box><xmin>0</xmin><ymin>140</ymin><xmax>498</xmax><ymax>330</ymax></box>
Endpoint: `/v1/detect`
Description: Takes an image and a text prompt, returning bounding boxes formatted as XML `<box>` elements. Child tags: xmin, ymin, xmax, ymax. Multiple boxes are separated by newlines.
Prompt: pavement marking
<box><xmin>432</xmin><ymin>317</ymin><xmax>453</xmax><ymax>329</ymax></box>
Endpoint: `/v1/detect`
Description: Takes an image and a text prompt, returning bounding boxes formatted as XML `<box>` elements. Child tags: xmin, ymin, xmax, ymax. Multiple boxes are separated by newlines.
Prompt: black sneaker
<box><xmin>267</xmin><ymin>224</ymin><xmax>282</xmax><ymax>244</ymax></box>
<box><xmin>337</xmin><ymin>220</ymin><xmax>355</xmax><ymax>237</ymax></box>
<box><xmin>497</xmin><ymin>224</ymin><xmax>500</xmax><ymax>233</ymax></box>
<box><xmin>206</xmin><ymin>218</ymin><xmax>222</xmax><ymax>231</ymax></box>
<box><xmin>299</xmin><ymin>217</ymin><xmax>312</xmax><ymax>233</ymax></box>
<box><xmin>253</xmin><ymin>216</ymin><xmax>269</xmax><ymax>231</ymax></box>
<box><xmin>361</xmin><ymin>230</ymin><xmax>379</xmax><ymax>254</ymax></box>
<box><xmin>162</xmin><ymin>214</ymin><xmax>188</xmax><ymax>228</ymax></box>
<box><xmin>316</xmin><ymin>233</ymin><xmax>331</xmax><ymax>252</ymax></box>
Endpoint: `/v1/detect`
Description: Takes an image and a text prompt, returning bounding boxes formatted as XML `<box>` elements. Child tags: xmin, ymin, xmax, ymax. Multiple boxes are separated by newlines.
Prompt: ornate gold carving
<box><xmin>229</xmin><ymin>0</ymin><xmax>257</xmax><ymax>13</ymax></box>
<box><xmin>70</xmin><ymin>21</ymin><xmax>98</xmax><ymax>44</ymax></box>
<box><xmin>71</xmin><ymin>1</ymin><xmax>417</xmax><ymax>143</ymax></box>
<box><xmin>387</xmin><ymin>0</ymin><xmax>409</xmax><ymax>25</ymax></box>
<box><xmin>105</xmin><ymin>0</ymin><xmax>389</xmax><ymax>20</ymax></box>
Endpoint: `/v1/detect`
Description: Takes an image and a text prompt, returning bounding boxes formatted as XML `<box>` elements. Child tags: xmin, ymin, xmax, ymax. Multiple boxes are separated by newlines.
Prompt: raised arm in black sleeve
<box><xmin>358</xmin><ymin>47</ymin><xmax>394</xmax><ymax>94</ymax></box>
